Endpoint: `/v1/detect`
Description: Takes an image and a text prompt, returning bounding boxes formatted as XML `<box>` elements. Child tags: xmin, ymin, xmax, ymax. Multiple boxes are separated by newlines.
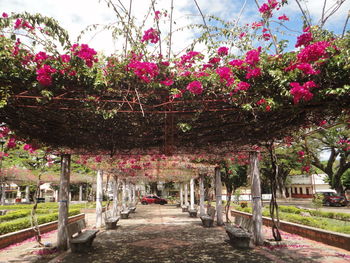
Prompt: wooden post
<box><xmin>122</xmin><ymin>179</ymin><xmax>127</xmax><ymax>211</ymax></box>
<box><xmin>113</xmin><ymin>177</ymin><xmax>119</xmax><ymax>217</ymax></box>
<box><xmin>96</xmin><ymin>170</ymin><xmax>103</xmax><ymax>228</ymax></box>
<box><xmin>25</xmin><ymin>185</ymin><xmax>30</xmax><ymax>201</ymax></box>
<box><xmin>184</xmin><ymin>183</ymin><xmax>188</xmax><ymax>207</ymax></box>
<box><xmin>190</xmin><ymin>178</ymin><xmax>195</xmax><ymax>210</ymax></box>
<box><xmin>250</xmin><ymin>151</ymin><xmax>264</xmax><ymax>245</ymax></box>
<box><xmin>79</xmin><ymin>185</ymin><xmax>83</xmax><ymax>201</ymax></box>
<box><xmin>57</xmin><ymin>154</ymin><xmax>70</xmax><ymax>251</ymax></box>
<box><xmin>215</xmin><ymin>167</ymin><xmax>223</xmax><ymax>226</ymax></box>
<box><xmin>199</xmin><ymin>175</ymin><xmax>205</xmax><ymax>216</ymax></box>
<box><xmin>179</xmin><ymin>183</ymin><xmax>184</xmax><ymax>206</ymax></box>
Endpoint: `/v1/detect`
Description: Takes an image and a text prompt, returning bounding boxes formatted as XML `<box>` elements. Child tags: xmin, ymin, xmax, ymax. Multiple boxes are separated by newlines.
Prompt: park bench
<box><xmin>121</xmin><ymin>209</ymin><xmax>131</xmax><ymax>219</ymax></box>
<box><xmin>67</xmin><ymin>219</ymin><xmax>99</xmax><ymax>253</ymax></box>
<box><xmin>188</xmin><ymin>208</ymin><xmax>197</xmax><ymax>217</ymax></box>
<box><xmin>129</xmin><ymin>206</ymin><xmax>136</xmax><ymax>213</ymax></box>
<box><xmin>0</xmin><ymin>210</ymin><xmax>7</xmax><ymax>216</ymax></box>
<box><xmin>225</xmin><ymin>215</ymin><xmax>253</xmax><ymax>248</ymax></box>
<box><xmin>181</xmin><ymin>205</ymin><xmax>188</xmax><ymax>212</ymax></box>
<box><xmin>105</xmin><ymin>210</ymin><xmax>120</xmax><ymax>230</ymax></box>
<box><xmin>200</xmin><ymin>207</ymin><xmax>216</xmax><ymax>227</ymax></box>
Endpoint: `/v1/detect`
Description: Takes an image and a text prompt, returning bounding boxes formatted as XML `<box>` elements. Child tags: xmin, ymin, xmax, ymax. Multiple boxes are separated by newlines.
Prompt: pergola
<box><xmin>0</xmin><ymin>7</ymin><xmax>349</xmax><ymax>251</ymax></box>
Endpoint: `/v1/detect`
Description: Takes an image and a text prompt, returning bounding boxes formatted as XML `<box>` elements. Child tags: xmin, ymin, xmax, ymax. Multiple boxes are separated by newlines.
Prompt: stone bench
<box><xmin>200</xmin><ymin>207</ymin><xmax>216</xmax><ymax>227</ymax></box>
<box><xmin>67</xmin><ymin>219</ymin><xmax>99</xmax><ymax>253</ymax></box>
<box><xmin>121</xmin><ymin>209</ymin><xmax>131</xmax><ymax>219</ymax></box>
<box><xmin>188</xmin><ymin>209</ymin><xmax>197</xmax><ymax>217</ymax></box>
<box><xmin>225</xmin><ymin>215</ymin><xmax>253</xmax><ymax>248</ymax></box>
<box><xmin>181</xmin><ymin>205</ymin><xmax>188</xmax><ymax>212</ymax></box>
<box><xmin>129</xmin><ymin>206</ymin><xmax>136</xmax><ymax>213</ymax></box>
<box><xmin>105</xmin><ymin>210</ymin><xmax>120</xmax><ymax>230</ymax></box>
<box><xmin>225</xmin><ymin>225</ymin><xmax>252</xmax><ymax>248</ymax></box>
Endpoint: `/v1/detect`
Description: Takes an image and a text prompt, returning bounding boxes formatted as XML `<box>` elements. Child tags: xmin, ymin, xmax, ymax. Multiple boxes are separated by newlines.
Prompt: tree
<box><xmin>300</xmin><ymin>123</ymin><xmax>350</xmax><ymax>194</ymax></box>
<box><xmin>220</xmin><ymin>160</ymin><xmax>248</xmax><ymax>222</ymax></box>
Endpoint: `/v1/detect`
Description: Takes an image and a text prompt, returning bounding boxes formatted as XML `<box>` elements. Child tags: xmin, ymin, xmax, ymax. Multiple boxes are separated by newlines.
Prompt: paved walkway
<box><xmin>1</xmin><ymin>205</ymin><xmax>350</xmax><ymax>262</ymax></box>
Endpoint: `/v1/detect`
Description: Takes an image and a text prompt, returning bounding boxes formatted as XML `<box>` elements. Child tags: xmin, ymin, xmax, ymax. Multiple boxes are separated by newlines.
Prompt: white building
<box><xmin>286</xmin><ymin>174</ymin><xmax>332</xmax><ymax>198</ymax></box>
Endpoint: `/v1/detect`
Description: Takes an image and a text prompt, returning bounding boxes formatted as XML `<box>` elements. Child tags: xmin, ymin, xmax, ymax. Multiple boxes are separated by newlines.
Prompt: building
<box><xmin>286</xmin><ymin>174</ymin><xmax>332</xmax><ymax>198</ymax></box>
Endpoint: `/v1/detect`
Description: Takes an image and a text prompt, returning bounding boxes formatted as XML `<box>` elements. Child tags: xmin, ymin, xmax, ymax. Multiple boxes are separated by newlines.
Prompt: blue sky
<box><xmin>1</xmin><ymin>0</ymin><xmax>349</xmax><ymax>55</ymax></box>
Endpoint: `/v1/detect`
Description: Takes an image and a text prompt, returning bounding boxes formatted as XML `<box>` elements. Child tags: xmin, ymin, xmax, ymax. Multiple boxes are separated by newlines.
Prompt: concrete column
<box><xmin>112</xmin><ymin>177</ymin><xmax>119</xmax><ymax>217</ymax></box>
<box><xmin>122</xmin><ymin>179</ymin><xmax>127</xmax><ymax>211</ymax></box>
<box><xmin>180</xmin><ymin>183</ymin><xmax>184</xmax><ymax>206</ymax></box>
<box><xmin>215</xmin><ymin>167</ymin><xmax>223</xmax><ymax>226</ymax></box>
<box><xmin>250</xmin><ymin>151</ymin><xmax>264</xmax><ymax>245</ymax></box>
<box><xmin>55</xmin><ymin>190</ymin><xmax>58</xmax><ymax>202</ymax></box>
<box><xmin>199</xmin><ymin>175</ymin><xmax>205</xmax><ymax>216</ymax></box>
<box><xmin>190</xmin><ymin>178</ymin><xmax>195</xmax><ymax>210</ymax></box>
<box><xmin>16</xmin><ymin>187</ymin><xmax>21</xmax><ymax>198</ymax></box>
<box><xmin>57</xmin><ymin>154</ymin><xmax>71</xmax><ymax>251</ymax></box>
<box><xmin>69</xmin><ymin>192</ymin><xmax>72</xmax><ymax>202</ymax></box>
<box><xmin>127</xmin><ymin>182</ymin><xmax>132</xmax><ymax>208</ymax></box>
<box><xmin>184</xmin><ymin>183</ymin><xmax>188</xmax><ymax>206</ymax></box>
<box><xmin>96</xmin><ymin>170</ymin><xmax>103</xmax><ymax>228</ymax></box>
<box><xmin>79</xmin><ymin>185</ymin><xmax>83</xmax><ymax>201</ymax></box>
<box><xmin>25</xmin><ymin>185</ymin><xmax>30</xmax><ymax>201</ymax></box>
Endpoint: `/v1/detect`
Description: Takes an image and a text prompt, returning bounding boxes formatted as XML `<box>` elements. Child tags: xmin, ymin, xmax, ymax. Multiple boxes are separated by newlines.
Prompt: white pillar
<box><xmin>184</xmin><ymin>183</ymin><xmax>188</xmax><ymax>206</ymax></box>
<box><xmin>122</xmin><ymin>179</ymin><xmax>127</xmax><ymax>211</ymax></box>
<box><xmin>1</xmin><ymin>183</ymin><xmax>6</xmax><ymax>205</ymax></box>
<box><xmin>127</xmin><ymin>182</ymin><xmax>132</xmax><ymax>208</ymax></box>
<box><xmin>79</xmin><ymin>185</ymin><xmax>83</xmax><ymax>201</ymax></box>
<box><xmin>190</xmin><ymin>178</ymin><xmax>195</xmax><ymax>210</ymax></box>
<box><xmin>25</xmin><ymin>185</ymin><xmax>30</xmax><ymax>201</ymax></box>
<box><xmin>131</xmin><ymin>184</ymin><xmax>136</xmax><ymax>206</ymax></box>
<box><xmin>215</xmin><ymin>167</ymin><xmax>223</xmax><ymax>226</ymax></box>
<box><xmin>250</xmin><ymin>152</ymin><xmax>264</xmax><ymax>245</ymax></box>
<box><xmin>96</xmin><ymin>170</ymin><xmax>103</xmax><ymax>228</ymax></box>
<box><xmin>55</xmin><ymin>190</ymin><xmax>58</xmax><ymax>202</ymax></box>
<box><xmin>180</xmin><ymin>183</ymin><xmax>184</xmax><ymax>206</ymax></box>
<box><xmin>199</xmin><ymin>175</ymin><xmax>205</xmax><ymax>216</ymax></box>
<box><xmin>16</xmin><ymin>187</ymin><xmax>21</xmax><ymax>198</ymax></box>
<box><xmin>69</xmin><ymin>192</ymin><xmax>72</xmax><ymax>202</ymax></box>
<box><xmin>113</xmin><ymin>177</ymin><xmax>119</xmax><ymax>217</ymax></box>
<box><xmin>57</xmin><ymin>154</ymin><xmax>71</xmax><ymax>251</ymax></box>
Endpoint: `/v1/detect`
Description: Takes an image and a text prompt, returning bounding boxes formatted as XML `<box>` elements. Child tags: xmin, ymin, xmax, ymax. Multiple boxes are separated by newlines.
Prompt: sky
<box><xmin>1</xmin><ymin>0</ymin><xmax>350</xmax><ymax>55</ymax></box>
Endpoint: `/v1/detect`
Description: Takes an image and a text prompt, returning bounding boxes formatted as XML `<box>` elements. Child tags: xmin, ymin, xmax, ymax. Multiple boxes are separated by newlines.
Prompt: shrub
<box><xmin>0</xmin><ymin>209</ymin><xmax>81</xmax><ymax>235</ymax></box>
<box><xmin>0</xmin><ymin>210</ymin><xmax>31</xmax><ymax>223</ymax></box>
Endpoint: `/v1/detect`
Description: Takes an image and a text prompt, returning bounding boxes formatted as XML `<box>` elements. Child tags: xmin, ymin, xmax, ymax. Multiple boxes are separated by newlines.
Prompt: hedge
<box><xmin>0</xmin><ymin>209</ymin><xmax>80</xmax><ymax>235</ymax></box>
<box><xmin>0</xmin><ymin>211</ymin><xmax>31</xmax><ymax>223</ymax></box>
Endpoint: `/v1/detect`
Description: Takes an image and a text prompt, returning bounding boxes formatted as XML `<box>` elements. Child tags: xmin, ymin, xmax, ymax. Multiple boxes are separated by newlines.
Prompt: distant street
<box><xmin>263</xmin><ymin>199</ymin><xmax>350</xmax><ymax>214</ymax></box>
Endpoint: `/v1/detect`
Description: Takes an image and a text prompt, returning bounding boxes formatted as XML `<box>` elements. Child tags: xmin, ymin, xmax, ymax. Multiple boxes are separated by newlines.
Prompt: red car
<box><xmin>141</xmin><ymin>195</ymin><xmax>167</xmax><ymax>205</ymax></box>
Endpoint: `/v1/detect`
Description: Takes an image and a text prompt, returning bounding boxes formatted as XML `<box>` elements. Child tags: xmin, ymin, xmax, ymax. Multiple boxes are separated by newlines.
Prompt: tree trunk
<box><xmin>184</xmin><ymin>183</ymin><xmax>188</xmax><ymax>207</ymax></box>
<box><xmin>96</xmin><ymin>170</ymin><xmax>103</xmax><ymax>228</ymax></box>
<box><xmin>0</xmin><ymin>183</ymin><xmax>5</xmax><ymax>205</ymax></box>
<box><xmin>57</xmin><ymin>154</ymin><xmax>71</xmax><ymax>251</ymax></box>
<box><xmin>180</xmin><ymin>183</ymin><xmax>184</xmax><ymax>206</ymax></box>
<box><xmin>127</xmin><ymin>182</ymin><xmax>132</xmax><ymax>208</ymax></box>
<box><xmin>250</xmin><ymin>152</ymin><xmax>264</xmax><ymax>245</ymax></box>
<box><xmin>199</xmin><ymin>175</ymin><xmax>205</xmax><ymax>216</ymax></box>
<box><xmin>112</xmin><ymin>177</ymin><xmax>119</xmax><ymax>217</ymax></box>
<box><xmin>225</xmin><ymin>186</ymin><xmax>233</xmax><ymax>223</ymax></box>
<box><xmin>79</xmin><ymin>185</ymin><xmax>83</xmax><ymax>201</ymax></box>
<box><xmin>215</xmin><ymin>167</ymin><xmax>223</xmax><ymax>226</ymax></box>
<box><xmin>190</xmin><ymin>178</ymin><xmax>195</xmax><ymax>210</ymax></box>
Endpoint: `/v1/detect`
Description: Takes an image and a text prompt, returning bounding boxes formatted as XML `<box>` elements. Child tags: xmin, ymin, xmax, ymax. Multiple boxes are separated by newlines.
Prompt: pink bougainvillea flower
<box><xmin>209</xmin><ymin>57</ymin><xmax>221</xmax><ymax>64</ymax></box>
<box><xmin>7</xmin><ymin>137</ymin><xmax>16</xmax><ymax>149</ymax></box>
<box><xmin>23</xmin><ymin>144</ymin><xmax>37</xmax><ymax>154</ymax></box>
<box><xmin>71</xmin><ymin>43</ymin><xmax>98</xmax><ymax>67</ymax></box>
<box><xmin>318</xmin><ymin>120</ymin><xmax>327</xmax><ymax>126</ymax></box>
<box><xmin>60</xmin><ymin>54</ymin><xmax>71</xmax><ymax>63</ymax></box>
<box><xmin>36</xmin><ymin>64</ymin><xmax>56</xmax><ymax>86</ymax></box>
<box><xmin>2</xmin><ymin>12</ymin><xmax>8</xmax><ymax>18</ymax></box>
<box><xmin>217</xmin><ymin>46</ymin><xmax>229</xmax><ymax>56</ymax></box>
<box><xmin>259</xmin><ymin>3</ymin><xmax>271</xmax><ymax>16</ymax></box>
<box><xmin>186</xmin><ymin>80</ymin><xmax>203</xmax><ymax>95</ymax></box>
<box><xmin>297</xmin><ymin>41</ymin><xmax>331</xmax><ymax>63</ymax></box>
<box><xmin>295</xmin><ymin>63</ymin><xmax>320</xmax><ymax>75</ymax></box>
<box><xmin>0</xmin><ymin>127</ymin><xmax>10</xmax><ymax>138</ymax></box>
<box><xmin>95</xmin><ymin>156</ymin><xmax>102</xmax><ymax>163</ymax></box>
<box><xmin>265</xmin><ymin>105</ymin><xmax>271</xmax><ymax>111</ymax></box>
<box><xmin>128</xmin><ymin>61</ymin><xmax>159</xmax><ymax>83</ymax></box>
<box><xmin>245</xmin><ymin>47</ymin><xmax>261</xmax><ymax>65</ymax></box>
<box><xmin>229</xmin><ymin>59</ymin><xmax>244</xmax><ymax>68</ymax></box>
<box><xmin>245</xmin><ymin>67</ymin><xmax>261</xmax><ymax>79</ymax></box>
<box><xmin>239</xmin><ymin>32</ymin><xmax>246</xmax><ymax>39</ymax></box>
<box><xmin>154</xmin><ymin>10</ymin><xmax>161</xmax><ymax>20</ymax></box>
<box><xmin>262</xmin><ymin>33</ymin><xmax>271</xmax><ymax>41</ymax></box>
<box><xmin>34</xmin><ymin>51</ymin><xmax>48</xmax><ymax>64</ymax></box>
<box><xmin>295</xmin><ymin>32</ymin><xmax>313</xmax><ymax>48</ymax></box>
<box><xmin>278</xmin><ymin>14</ymin><xmax>289</xmax><ymax>21</ymax></box>
<box><xmin>256</xmin><ymin>98</ymin><xmax>266</xmax><ymax>105</ymax></box>
<box><xmin>236</xmin><ymin>81</ymin><xmax>250</xmax><ymax>92</ymax></box>
<box><xmin>141</xmin><ymin>28</ymin><xmax>159</xmax><ymax>44</ymax></box>
<box><xmin>160</xmin><ymin>78</ymin><xmax>174</xmax><ymax>86</ymax></box>
<box><xmin>251</xmin><ymin>22</ymin><xmax>263</xmax><ymax>29</ymax></box>
<box><xmin>290</xmin><ymin>81</ymin><xmax>316</xmax><ymax>104</ymax></box>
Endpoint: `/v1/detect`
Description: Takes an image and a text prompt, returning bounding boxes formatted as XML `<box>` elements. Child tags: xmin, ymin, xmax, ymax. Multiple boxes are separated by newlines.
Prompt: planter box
<box><xmin>231</xmin><ymin>210</ymin><xmax>350</xmax><ymax>251</ymax></box>
<box><xmin>0</xmin><ymin>213</ymin><xmax>85</xmax><ymax>249</ymax></box>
